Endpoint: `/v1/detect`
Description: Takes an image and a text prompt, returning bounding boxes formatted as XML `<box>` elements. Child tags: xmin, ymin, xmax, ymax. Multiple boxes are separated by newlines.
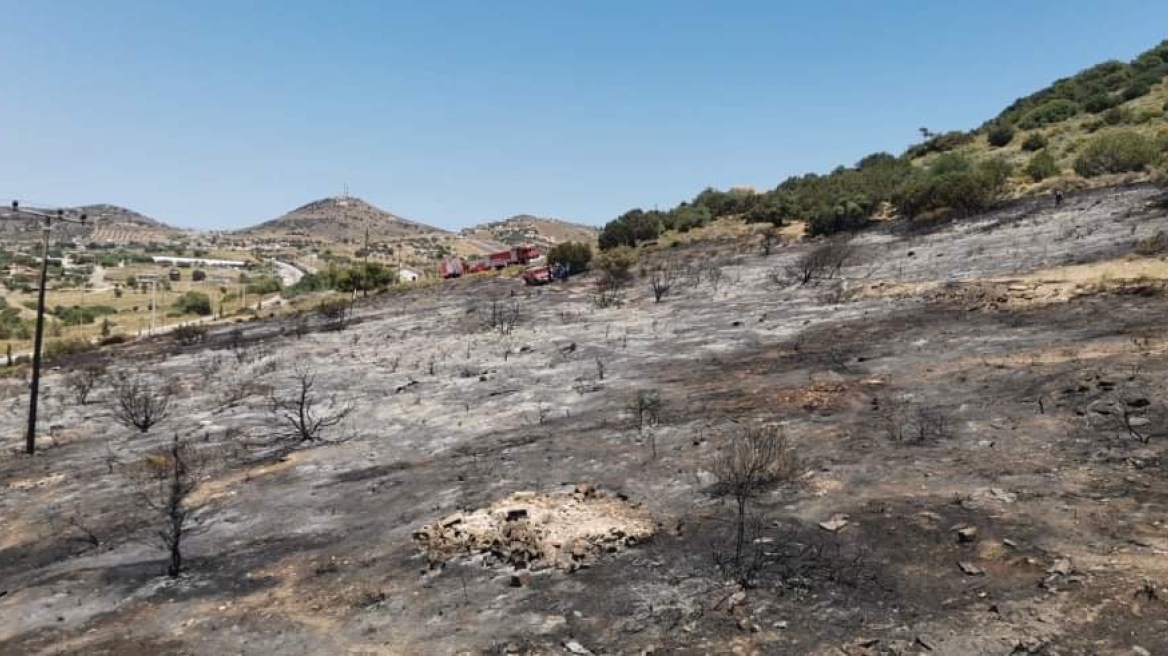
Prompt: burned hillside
<box><xmin>2</xmin><ymin>185</ymin><xmax>1168</xmax><ymax>655</ymax></box>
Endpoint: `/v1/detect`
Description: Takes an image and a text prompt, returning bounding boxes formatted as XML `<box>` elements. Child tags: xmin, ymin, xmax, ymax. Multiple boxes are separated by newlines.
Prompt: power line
<box><xmin>1</xmin><ymin>200</ymin><xmax>89</xmax><ymax>455</ymax></box>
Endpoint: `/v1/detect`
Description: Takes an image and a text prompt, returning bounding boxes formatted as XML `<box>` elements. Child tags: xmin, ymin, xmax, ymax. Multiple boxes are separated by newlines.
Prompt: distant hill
<box><xmin>0</xmin><ymin>203</ymin><xmax>180</xmax><ymax>244</ymax></box>
<box><xmin>238</xmin><ymin>195</ymin><xmax>443</xmax><ymax>244</ymax></box>
<box><xmin>460</xmin><ymin>214</ymin><xmax>598</xmax><ymax>251</ymax></box>
<box><xmin>76</xmin><ymin>204</ymin><xmax>177</xmax><ymax>230</ymax></box>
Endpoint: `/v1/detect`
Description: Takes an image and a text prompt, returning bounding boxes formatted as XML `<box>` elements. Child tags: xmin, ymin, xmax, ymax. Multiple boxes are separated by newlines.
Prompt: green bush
<box><xmin>929</xmin><ymin>152</ymin><xmax>974</xmax><ymax>176</ymax></box>
<box><xmin>1021</xmin><ymin>132</ymin><xmax>1048</xmax><ymax>152</ymax></box>
<box><xmin>1018</xmin><ymin>99</ymin><xmax>1079</xmax><ymax>129</ymax></box>
<box><xmin>986</xmin><ymin>123</ymin><xmax>1015</xmax><ymax>147</ymax></box>
<box><xmin>1122</xmin><ymin>81</ymin><xmax>1153</xmax><ymax>101</ymax></box>
<box><xmin>1103</xmin><ymin>107</ymin><xmax>1131</xmax><ymax>125</ymax></box>
<box><xmin>1072</xmin><ymin>130</ymin><xmax>1160</xmax><ymax>177</ymax></box>
<box><xmin>1083</xmin><ymin>93</ymin><xmax>1120</xmax><ymax>114</ymax></box>
<box><xmin>281</xmin><ymin>272</ymin><xmax>330</xmax><ymax>298</ymax></box>
<box><xmin>806</xmin><ymin>199</ymin><xmax>870</xmax><ymax>236</ymax></box>
<box><xmin>594</xmin><ymin>246</ymin><xmax>637</xmax><ymax>285</ymax></box>
<box><xmin>1026</xmin><ymin>150</ymin><xmax>1060</xmax><ymax>182</ymax></box>
<box><xmin>893</xmin><ymin>158</ymin><xmax>1012</xmax><ymax>220</ymax></box>
<box><xmin>52</xmin><ymin>304</ymin><xmax>118</xmax><ymax>325</ymax></box>
<box><xmin>663</xmin><ymin>204</ymin><xmax>712</xmax><ymax>232</ymax></box>
<box><xmin>334</xmin><ymin>262</ymin><xmax>396</xmax><ymax>294</ymax></box>
<box><xmin>173</xmin><ymin>291</ymin><xmax>213</xmax><ymax>316</ymax></box>
<box><xmin>691</xmin><ymin>187</ymin><xmax>756</xmax><ymax>218</ymax></box>
<box><xmin>599</xmin><ymin>209</ymin><xmax>663</xmax><ymax>251</ymax></box>
<box><xmin>245</xmin><ymin>275</ymin><xmax>282</xmax><ymax>295</ymax></box>
<box><xmin>904</xmin><ymin>131</ymin><xmax>974</xmax><ymax>158</ymax></box>
<box><xmin>43</xmin><ymin>338</ymin><xmax>96</xmax><ymax>362</ymax></box>
<box><xmin>1134</xmin><ymin>109</ymin><xmax>1161</xmax><ymax>124</ymax></box>
<box><xmin>547</xmin><ymin>241</ymin><xmax>593</xmax><ymax>274</ymax></box>
<box><xmin>0</xmin><ymin>306</ymin><xmax>32</xmax><ymax>340</ymax></box>
<box><xmin>742</xmin><ymin>198</ymin><xmax>790</xmax><ymax>226</ymax></box>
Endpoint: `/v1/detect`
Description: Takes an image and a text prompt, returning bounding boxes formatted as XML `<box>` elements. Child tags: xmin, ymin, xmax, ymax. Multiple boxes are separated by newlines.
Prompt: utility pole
<box><xmin>4</xmin><ymin>201</ymin><xmax>88</xmax><ymax>455</ymax></box>
<box><xmin>362</xmin><ymin>226</ymin><xmax>371</xmax><ymax>298</ymax></box>
<box><xmin>151</xmin><ymin>279</ymin><xmax>157</xmax><ymax>333</ymax></box>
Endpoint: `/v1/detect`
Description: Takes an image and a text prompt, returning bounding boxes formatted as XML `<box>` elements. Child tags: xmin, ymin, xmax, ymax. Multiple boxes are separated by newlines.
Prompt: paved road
<box><xmin>272</xmin><ymin>259</ymin><xmax>305</xmax><ymax>287</ymax></box>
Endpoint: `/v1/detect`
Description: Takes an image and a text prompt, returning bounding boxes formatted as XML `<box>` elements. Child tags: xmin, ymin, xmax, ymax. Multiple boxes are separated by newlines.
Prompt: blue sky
<box><xmin>1</xmin><ymin>1</ymin><xmax>1165</xmax><ymax>230</ymax></box>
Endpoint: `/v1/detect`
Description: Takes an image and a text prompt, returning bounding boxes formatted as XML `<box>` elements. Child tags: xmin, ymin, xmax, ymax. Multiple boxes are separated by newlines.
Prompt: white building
<box><xmin>151</xmin><ymin>256</ymin><xmax>246</xmax><ymax>268</ymax></box>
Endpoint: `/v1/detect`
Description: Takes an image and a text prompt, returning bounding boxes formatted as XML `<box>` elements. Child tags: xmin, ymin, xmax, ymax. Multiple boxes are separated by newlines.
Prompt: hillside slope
<box><xmin>597</xmin><ymin>39</ymin><xmax>1168</xmax><ymax>248</ymax></box>
<box><xmin>460</xmin><ymin>214</ymin><xmax>598</xmax><ymax>250</ymax></box>
<box><xmin>5</xmin><ymin>186</ymin><xmax>1168</xmax><ymax>653</ymax></box>
<box><xmin>0</xmin><ymin>203</ymin><xmax>180</xmax><ymax>244</ymax></box>
<box><xmin>238</xmin><ymin>195</ymin><xmax>444</xmax><ymax>243</ymax></box>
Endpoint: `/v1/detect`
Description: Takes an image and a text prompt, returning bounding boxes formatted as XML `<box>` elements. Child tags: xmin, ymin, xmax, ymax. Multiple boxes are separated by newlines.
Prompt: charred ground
<box><xmin>2</xmin><ymin>185</ymin><xmax>1168</xmax><ymax>655</ymax></box>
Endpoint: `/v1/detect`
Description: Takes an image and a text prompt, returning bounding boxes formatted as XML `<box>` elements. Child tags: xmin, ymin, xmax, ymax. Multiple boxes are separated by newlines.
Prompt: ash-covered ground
<box><xmin>3</xmin><ymin>185</ymin><xmax>1168</xmax><ymax>655</ymax></box>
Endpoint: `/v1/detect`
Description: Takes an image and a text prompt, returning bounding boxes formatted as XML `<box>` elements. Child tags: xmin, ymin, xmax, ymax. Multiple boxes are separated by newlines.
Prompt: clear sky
<box><xmin>1</xmin><ymin>1</ymin><xmax>1165</xmax><ymax>230</ymax></box>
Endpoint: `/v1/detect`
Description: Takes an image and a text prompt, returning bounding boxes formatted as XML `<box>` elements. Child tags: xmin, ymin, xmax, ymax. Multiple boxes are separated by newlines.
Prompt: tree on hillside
<box><xmin>743</xmin><ymin>196</ymin><xmax>790</xmax><ymax>226</ymax></box>
<box><xmin>337</xmin><ymin>262</ymin><xmax>396</xmax><ymax>297</ymax></box>
<box><xmin>132</xmin><ymin>433</ymin><xmax>214</xmax><ymax>577</ymax></box>
<box><xmin>709</xmin><ymin>424</ymin><xmax>799</xmax><ymax>585</ymax></box>
<box><xmin>986</xmin><ymin>122</ymin><xmax>1016</xmax><ymax>147</ymax></box>
<box><xmin>1026</xmin><ymin>150</ymin><xmax>1059</xmax><ymax>182</ymax></box>
<box><xmin>547</xmin><ymin>241</ymin><xmax>593</xmax><ymax>274</ymax></box>
<box><xmin>174</xmin><ymin>291</ymin><xmax>212</xmax><ymax>316</ymax></box>
<box><xmin>1073</xmin><ymin>130</ymin><xmax>1160</xmax><ymax>177</ymax></box>
<box><xmin>893</xmin><ymin>157</ymin><xmax>1012</xmax><ymax>220</ymax></box>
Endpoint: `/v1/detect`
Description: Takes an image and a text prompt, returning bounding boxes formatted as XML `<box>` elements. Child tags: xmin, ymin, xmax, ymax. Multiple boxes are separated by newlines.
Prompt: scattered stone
<box><xmin>958</xmin><ymin>561</ymin><xmax>985</xmax><ymax>576</ymax></box>
<box><xmin>394</xmin><ymin>380</ymin><xmax>419</xmax><ymax>394</ymax></box>
<box><xmin>510</xmin><ymin>570</ymin><xmax>531</xmax><ymax>587</ymax></box>
<box><xmin>736</xmin><ymin>618</ymin><xmax>761</xmax><ymax>633</ymax></box>
<box><xmin>1133</xmin><ymin>647</ymin><xmax>1151</xmax><ymax>656</ymax></box>
<box><xmin>1047</xmin><ymin>558</ymin><xmax>1073</xmax><ymax>576</ymax></box>
<box><xmin>563</xmin><ymin>639</ymin><xmax>590</xmax><ymax>654</ymax></box>
<box><xmin>990</xmin><ymin>487</ymin><xmax>1017</xmax><ymax>503</ymax></box>
<box><xmin>414</xmin><ymin>485</ymin><xmax>654</xmax><ymax>572</ymax></box>
<box><xmin>819</xmin><ymin>514</ymin><xmax>850</xmax><ymax>532</ymax></box>
<box><xmin>1012</xmin><ymin>638</ymin><xmax>1047</xmax><ymax>654</ymax></box>
<box><xmin>956</xmin><ymin>526</ymin><xmax>979</xmax><ymax>543</ymax></box>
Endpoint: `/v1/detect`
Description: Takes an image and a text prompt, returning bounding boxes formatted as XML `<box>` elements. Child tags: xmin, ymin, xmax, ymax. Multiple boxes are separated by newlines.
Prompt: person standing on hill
<box><xmin>1054</xmin><ymin>189</ymin><xmax>1065</xmax><ymax>207</ymax></box>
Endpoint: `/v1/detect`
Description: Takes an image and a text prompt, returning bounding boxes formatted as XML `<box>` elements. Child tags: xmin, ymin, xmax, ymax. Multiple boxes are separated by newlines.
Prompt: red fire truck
<box><xmin>440</xmin><ymin>245</ymin><xmax>541</xmax><ymax>279</ymax></box>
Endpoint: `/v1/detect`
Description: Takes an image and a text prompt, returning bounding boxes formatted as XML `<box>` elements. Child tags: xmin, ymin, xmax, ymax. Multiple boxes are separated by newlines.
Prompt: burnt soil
<box><xmin>3</xmin><ymin>185</ymin><xmax>1168</xmax><ymax>655</ymax></box>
